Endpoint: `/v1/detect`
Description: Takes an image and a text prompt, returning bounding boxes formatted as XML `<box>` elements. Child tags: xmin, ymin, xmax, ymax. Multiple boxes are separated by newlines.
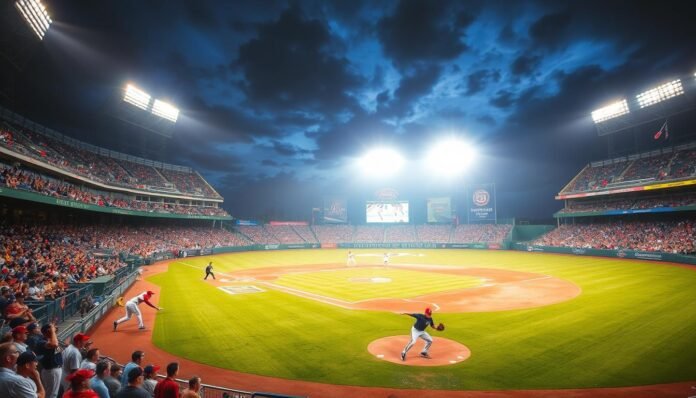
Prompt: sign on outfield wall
<box><xmin>468</xmin><ymin>183</ymin><xmax>496</xmax><ymax>222</ymax></box>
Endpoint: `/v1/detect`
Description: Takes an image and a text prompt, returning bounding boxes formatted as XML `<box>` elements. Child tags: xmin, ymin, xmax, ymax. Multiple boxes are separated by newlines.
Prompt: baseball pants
<box><xmin>116</xmin><ymin>301</ymin><xmax>144</xmax><ymax>327</ymax></box>
<box><xmin>402</xmin><ymin>326</ymin><xmax>433</xmax><ymax>355</ymax></box>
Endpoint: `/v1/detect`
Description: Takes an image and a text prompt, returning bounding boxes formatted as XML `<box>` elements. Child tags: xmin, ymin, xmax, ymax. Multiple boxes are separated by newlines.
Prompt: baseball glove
<box><xmin>436</xmin><ymin>323</ymin><xmax>445</xmax><ymax>331</ymax></box>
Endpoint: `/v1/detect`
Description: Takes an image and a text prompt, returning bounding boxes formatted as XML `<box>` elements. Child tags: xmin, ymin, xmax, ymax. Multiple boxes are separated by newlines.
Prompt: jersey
<box><xmin>408</xmin><ymin>313</ymin><xmax>434</xmax><ymax>332</ymax></box>
<box><xmin>127</xmin><ymin>292</ymin><xmax>154</xmax><ymax>307</ymax></box>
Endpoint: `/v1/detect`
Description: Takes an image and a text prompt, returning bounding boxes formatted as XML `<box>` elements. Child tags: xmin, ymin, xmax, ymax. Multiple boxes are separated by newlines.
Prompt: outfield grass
<box><xmin>148</xmin><ymin>249</ymin><xmax>696</xmax><ymax>390</ymax></box>
<box><xmin>272</xmin><ymin>267</ymin><xmax>482</xmax><ymax>302</ymax></box>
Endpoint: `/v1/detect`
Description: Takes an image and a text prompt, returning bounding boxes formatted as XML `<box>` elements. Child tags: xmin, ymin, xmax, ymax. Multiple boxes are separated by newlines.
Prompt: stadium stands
<box><xmin>312</xmin><ymin>225</ymin><xmax>353</xmax><ymax>244</ymax></box>
<box><xmin>416</xmin><ymin>224</ymin><xmax>452</xmax><ymax>243</ymax></box>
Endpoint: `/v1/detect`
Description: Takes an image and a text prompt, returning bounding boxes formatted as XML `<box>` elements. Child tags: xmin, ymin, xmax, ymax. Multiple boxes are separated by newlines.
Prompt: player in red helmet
<box><xmin>400</xmin><ymin>307</ymin><xmax>437</xmax><ymax>360</ymax></box>
<box><xmin>113</xmin><ymin>290</ymin><xmax>162</xmax><ymax>331</ymax></box>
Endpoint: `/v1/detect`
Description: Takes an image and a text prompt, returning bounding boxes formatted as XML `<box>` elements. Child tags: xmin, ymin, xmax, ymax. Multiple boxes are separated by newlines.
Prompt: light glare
<box><xmin>152</xmin><ymin>99</ymin><xmax>179</xmax><ymax>123</ymax></box>
<box><xmin>359</xmin><ymin>148</ymin><xmax>404</xmax><ymax>177</ymax></box>
<box><xmin>123</xmin><ymin>84</ymin><xmax>151</xmax><ymax>110</ymax></box>
<box><xmin>591</xmin><ymin>99</ymin><xmax>630</xmax><ymax>123</ymax></box>
<box><xmin>636</xmin><ymin>80</ymin><xmax>684</xmax><ymax>108</ymax></box>
<box><xmin>425</xmin><ymin>138</ymin><xmax>475</xmax><ymax>177</ymax></box>
<box><xmin>15</xmin><ymin>0</ymin><xmax>52</xmax><ymax>40</ymax></box>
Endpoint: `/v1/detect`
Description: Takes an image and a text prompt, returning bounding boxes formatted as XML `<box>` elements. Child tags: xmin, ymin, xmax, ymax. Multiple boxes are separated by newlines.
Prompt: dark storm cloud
<box><xmin>510</xmin><ymin>55</ymin><xmax>541</xmax><ymax>76</ymax></box>
<box><xmin>384</xmin><ymin>65</ymin><xmax>443</xmax><ymax>116</ymax></box>
<box><xmin>270</xmin><ymin>140</ymin><xmax>312</xmax><ymax>157</ymax></box>
<box><xmin>236</xmin><ymin>7</ymin><xmax>363</xmax><ymax>113</ymax></box>
<box><xmin>490</xmin><ymin>90</ymin><xmax>516</xmax><ymax>109</ymax></box>
<box><xmin>466</xmin><ymin>69</ymin><xmax>500</xmax><ymax>95</ymax></box>
<box><xmin>529</xmin><ymin>12</ymin><xmax>572</xmax><ymax>50</ymax></box>
<box><xmin>377</xmin><ymin>0</ymin><xmax>472</xmax><ymax>68</ymax></box>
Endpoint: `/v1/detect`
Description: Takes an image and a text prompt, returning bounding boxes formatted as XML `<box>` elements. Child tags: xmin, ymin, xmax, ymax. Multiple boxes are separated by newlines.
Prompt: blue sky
<box><xmin>3</xmin><ymin>0</ymin><xmax>696</xmax><ymax>220</ymax></box>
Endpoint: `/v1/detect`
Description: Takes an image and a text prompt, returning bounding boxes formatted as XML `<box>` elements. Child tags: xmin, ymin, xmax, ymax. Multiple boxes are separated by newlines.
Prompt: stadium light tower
<box><xmin>425</xmin><ymin>137</ymin><xmax>475</xmax><ymax>177</ymax></box>
<box><xmin>15</xmin><ymin>0</ymin><xmax>52</xmax><ymax>40</ymax></box>
<box><xmin>591</xmin><ymin>99</ymin><xmax>630</xmax><ymax>123</ymax></box>
<box><xmin>123</xmin><ymin>84</ymin><xmax>151</xmax><ymax>110</ymax></box>
<box><xmin>152</xmin><ymin>99</ymin><xmax>179</xmax><ymax>123</ymax></box>
<box><xmin>635</xmin><ymin>79</ymin><xmax>684</xmax><ymax>108</ymax></box>
<box><xmin>358</xmin><ymin>148</ymin><xmax>404</xmax><ymax>177</ymax></box>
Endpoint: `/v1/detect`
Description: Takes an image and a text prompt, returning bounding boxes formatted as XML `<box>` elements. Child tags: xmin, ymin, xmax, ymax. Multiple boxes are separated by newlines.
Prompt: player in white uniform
<box><xmin>113</xmin><ymin>290</ymin><xmax>162</xmax><ymax>331</ymax></box>
<box><xmin>347</xmin><ymin>251</ymin><xmax>356</xmax><ymax>266</ymax></box>
<box><xmin>383</xmin><ymin>252</ymin><xmax>390</xmax><ymax>265</ymax></box>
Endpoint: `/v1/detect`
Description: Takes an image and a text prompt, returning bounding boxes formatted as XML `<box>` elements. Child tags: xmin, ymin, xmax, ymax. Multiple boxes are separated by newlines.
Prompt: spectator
<box><xmin>80</xmin><ymin>349</ymin><xmax>100</xmax><ymax>371</ymax></box>
<box><xmin>11</xmin><ymin>326</ymin><xmax>29</xmax><ymax>354</ymax></box>
<box><xmin>153</xmin><ymin>362</ymin><xmax>179</xmax><ymax>398</ymax></box>
<box><xmin>24</xmin><ymin>323</ymin><xmax>42</xmax><ymax>354</ymax></box>
<box><xmin>141</xmin><ymin>365</ymin><xmax>159</xmax><ymax>397</ymax></box>
<box><xmin>115</xmin><ymin>367</ymin><xmax>148</xmax><ymax>398</ymax></box>
<box><xmin>0</xmin><ymin>342</ymin><xmax>36</xmax><ymax>398</ymax></box>
<box><xmin>89</xmin><ymin>361</ymin><xmax>110</xmax><ymax>398</ymax></box>
<box><xmin>102</xmin><ymin>364</ymin><xmax>121</xmax><ymax>398</ymax></box>
<box><xmin>62</xmin><ymin>369</ymin><xmax>98</xmax><ymax>398</ymax></box>
<box><xmin>180</xmin><ymin>376</ymin><xmax>201</xmax><ymax>398</ymax></box>
<box><xmin>36</xmin><ymin>324</ymin><xmax>62</xmax><ymax>398</ymax></box>
<box><xmin>61</xmin><ymin>333</ymin><xmax>90</xmax><ymax>392</ymax></box>
<box><xmin>120</xmin><ymin>351</ymin><xmax>144</xmax><ymax>387</ymax></box>
<box><xmin>16</xmin><ymin>351</ymin><xmax>45</xmax><ymax>398</ymax></box>
<box><xmin>0</xmin><ymin>286</ymin><xmax>12</xmax><ymax>317</ymax></box>
<box><xmin>5</xmin><ymin>293</ymin><xmax>36</xmax><ymax>328</ymax></box>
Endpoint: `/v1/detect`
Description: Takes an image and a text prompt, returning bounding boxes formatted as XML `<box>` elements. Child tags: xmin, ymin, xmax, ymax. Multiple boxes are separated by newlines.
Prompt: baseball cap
<box><xmin>146</xmin><ymin>290</ymin><xmax>155</xmax><ymax>295</ymax></box>
<box><xmin>17</xmin><ymin>351</ymin><xmax>38</xmax><ymax>366</ymax></box>
<box><xmin>27</xmin><ymin>323</ymin><xmax>39</xmax><ymax>332</ymax></box>
<box><xmin>127</xmin><ymin>366</ymin><xmax>144</xmax><ymax>382</ymax></box>
<box><xmin>12</xmin><ymin>325</ymin><xmax>28</xmax><ymax>335</ymax></box>
<box><xmin>66</xmin><ymin>369</ymin><xmax>95</xmax><ymax>383</ymax></box>
<box><xmin>424</xmin><ymin>307</ymin><xmax>432</xmax><ymax>316</ymax></box>
<box><xmin>73</xmin><ymin>333</ymin><xmax>91</xmax><ymax>343</ymax></box>
<box><xmin>143</xmin><ymin>364</ymin><xmax>160</xmax><ymax>374</ymax></box>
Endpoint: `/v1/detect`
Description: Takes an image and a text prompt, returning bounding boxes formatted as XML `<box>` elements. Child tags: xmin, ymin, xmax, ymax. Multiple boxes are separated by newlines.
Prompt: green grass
<box><xmin>149</xmin><ymin>249</ymin><xmax>696</xmax><ymax>390</ymax></box>
<box><xmin>272</xmin><ymin>267</ymin><xmax>482</xmax><ymax>302</ymax></box>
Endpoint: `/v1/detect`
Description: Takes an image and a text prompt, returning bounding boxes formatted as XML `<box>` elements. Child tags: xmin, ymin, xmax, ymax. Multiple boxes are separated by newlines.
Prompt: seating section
<box><xmin>559</xmin><ymin>193</ymin><xmax>696</xmax><ymax>214</ymax></box>
<box><xmin>267</xmin><ymin>225</ymin><xmax>305</xmax><ymax>244</ymax></box>
<box><xmin>531</xmin><ymin>220</ymin><xmax>694</xmax><ymax>254</ymax></box>
<box><xmin>353</xmin><ymin>225</ymin><xmax>385</xmax><ymax>243</ymax></box>
<box><xmin>292</xmin><ymin>225</ymin><xmax>319</xmax><ymax>243</ymax></box>
<box><xmin>237</xmin><ymin>226</ymin><xmax>280</xmax><ymax>244</ymax></box>
<box><xmin>416</xmin><ymin>224</ymin><xmax>452</xmax><ymax>243</ymax></box>
<box><xmin>0</xmin><ymin>124</ymin><xmax>221</xmax><ymax>199</ymax></box>
<box><xmin>384</xmin><ymin>225</ymin><xmax>417</xmax><ymax>242</ymax></box>
<box><xmin>562</xmin><ymin>147</ymin><xmax>696</xmax><ymax>193</ymax></box>
<box><xmin>312</xmin><ymin>225</ymin><xmax>354</xmax><ymax>244</ymax></box>
<box><xmin>452</xmin><ymin>224</ymin><xmax>511</xmax><ymax>243</ymax></box>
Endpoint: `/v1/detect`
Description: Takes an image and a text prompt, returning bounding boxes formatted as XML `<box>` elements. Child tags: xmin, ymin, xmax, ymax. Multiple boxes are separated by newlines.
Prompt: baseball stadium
<box><xmin>1</xmin><ymin>2</ymin><xmax>696</xmax><ymax>398</ymax></box>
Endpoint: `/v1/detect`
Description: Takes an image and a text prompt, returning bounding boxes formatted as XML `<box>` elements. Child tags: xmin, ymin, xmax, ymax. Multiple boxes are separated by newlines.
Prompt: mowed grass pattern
<box><xmin>149</xmin><ymin>249</ymin><xmax>696</xmax><ymax>390</ymax></box>
<box><xmin>271</xmin><ymin>267</ymin><xmax>482</xmax><ymax>302</ymax></box>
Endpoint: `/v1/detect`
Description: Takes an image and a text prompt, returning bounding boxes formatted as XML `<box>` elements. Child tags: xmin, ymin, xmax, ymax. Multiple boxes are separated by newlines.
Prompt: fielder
<box><xmin>383</xmin><ymin>252</ymin><xmax>390</xmax><ymax>265</ymax></box>
<box><xmin>204</xmin><ymin>262</ymin><xmax>215</xmax><ymax>280</ymax></box>
<box><xmin>400</xmin><ymin>307</ymin><xmax>444</xmax><ymax>361</ymax></box>
<box><xmin>113</xmin><ymin>290</ymin><xmax>162</xmax><ymax>331</ymax></box>
<box><xmin>347</xmin><ymin>251</ymin><xmax>356</xmax><ymax>266</ymax></box>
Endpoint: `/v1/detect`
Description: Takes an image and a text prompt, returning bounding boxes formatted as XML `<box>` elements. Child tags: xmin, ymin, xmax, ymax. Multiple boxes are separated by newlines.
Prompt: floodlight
<box><xmin>358</xmin><ymin>148</ymin><xmax>404</xmax><ymax>177</ymax></box>
<box><xmin>591</xmin><ymin>99</ymin><xmax>630</xmax><ymax>123</ymax></box>
<box><xmin>15</xmin><ymin>0</ymin><xmax>52</xmax><ymax>40</ymax></box>
<box><xmin>636</xmin><ymin>79</ymin><xmax>684</xmax><ymax>108</ymax></box>
<box><xmin>123</xmin><ymin>84</ymin><xmax>151</xmax><ymax>110</ymax></box>
<box><xmin>152</xmin><ymin>99</ymin><xmax>179</xmax><ymax>123</ymax></box>
<box><xmin>425</xmin><ymin>138</ymin><xmax>475</xmax><ymax>177</ymax></box>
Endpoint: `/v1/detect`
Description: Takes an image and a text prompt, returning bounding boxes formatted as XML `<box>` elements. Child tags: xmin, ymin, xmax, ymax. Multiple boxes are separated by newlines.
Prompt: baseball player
<box><xmin>347</xmin><ymin>251</ymin><xmax>356</xmax><ymax>266</ymax></box>
<box><xmin>400</xmin><ymin>307</ymin><xmax>437</xmax><ymax>360</ymax></box>
<box><xmin>204</xmin><ymin>262</ymin><xmax>215</xmax><ymax>280</ymax></box>
<box><xmin>113</xmin><ymin>290</ymin><xmax>162</xmax><ymax>331</ymax></box>
<box><xmin>383</xmin><ymin>252</ymin><xmax>390</xmax><ymax>265</ymax></box>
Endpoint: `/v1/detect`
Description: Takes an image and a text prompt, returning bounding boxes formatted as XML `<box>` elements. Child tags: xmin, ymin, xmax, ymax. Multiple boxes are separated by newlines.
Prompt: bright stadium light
<box><xmin>123</xmin><ymin>84</ymin><xmax>151</xmax><ymax>110</ymax></box>
<box><xmin>358</xmin><ymin>148</ymin><xmax>404</xmax><ymax>177</ymax></box>
<box><xmin>591</xmin><ymin>99</ymin><xmax>630</xmax><ymax>123</ymax></box>
<box><xmin>425</xmin><ymin>138</ymin><xmax>475</xmax><ymax>177</ymax></box>
<box><xmin>15</xmin><ymin>0</ymin><xmax>52</xmax><ymax>40</ymax></box>
<box><xmin>636</xmin><ymin>79</ymin><xmax>684</xmax><ymax>108</ymax></box>
<box><xmin>152</xmin><ymin>99</ymin><xmax>179</xmax><ymax>123</ymax></box>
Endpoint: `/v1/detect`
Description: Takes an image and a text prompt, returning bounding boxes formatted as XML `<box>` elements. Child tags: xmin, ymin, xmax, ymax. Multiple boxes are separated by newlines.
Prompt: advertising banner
<box><xmin>427</xmin><ymin>197</ymin><xmax>452</xmax><ymax>223</ymax></box>
<box><xmin>468</xmin><ymin>184</ymin><xmax>496</xmax><ymax>222</ymax></box>
<box><xmin>323</xmin><ymin>198</ymin><xmax>348</xmax><ymax>223</ymax></box>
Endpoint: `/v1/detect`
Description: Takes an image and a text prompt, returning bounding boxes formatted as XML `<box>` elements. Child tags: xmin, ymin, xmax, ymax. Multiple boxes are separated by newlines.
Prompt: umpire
<box><xmin>204</xmin><ymin>262</ymin><xmax>215</xmax><ymax>280</ymax></box>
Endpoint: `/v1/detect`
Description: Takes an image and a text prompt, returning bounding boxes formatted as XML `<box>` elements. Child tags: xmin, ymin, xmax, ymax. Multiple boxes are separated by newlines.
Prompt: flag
<box><xmin>653</xmin><ymin>121</ymin><xmax>668</xmax><ymax>140</ymax></box>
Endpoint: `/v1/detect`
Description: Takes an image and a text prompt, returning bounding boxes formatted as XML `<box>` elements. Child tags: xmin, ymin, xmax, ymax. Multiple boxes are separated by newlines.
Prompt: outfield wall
<box><xmin>511</xmin><ymin>243</ymin><xmax>696</xmax><ymax>265</ymax></box>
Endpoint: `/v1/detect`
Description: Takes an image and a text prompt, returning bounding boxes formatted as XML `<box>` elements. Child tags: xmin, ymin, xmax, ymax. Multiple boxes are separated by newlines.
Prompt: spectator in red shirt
<box><xmin>153</xmin><ymin>362</ymin><xmax>179</xmax><ymax>398</ymax></box>
<box><xmin>62</xmin><ymin>369</ymin><xmax>99</xmax><ymax>398</ymax></box>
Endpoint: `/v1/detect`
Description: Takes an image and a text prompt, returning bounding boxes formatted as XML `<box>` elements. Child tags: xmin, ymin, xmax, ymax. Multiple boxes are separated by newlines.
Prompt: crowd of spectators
<box><xmin>531</xmin><ymin>220</ymin><xmax>695</xmax><ymax>254</ymax></box>
<box><xmin>291</xmin><ymin>225</ymin><xmax>318</xmax><ymax>244</ymax></box>
<box><xmin>311</xmin><ymin>225</ymin><xmax>353</xmax><ymax>244</ymax></box>
<box><xmin>237</xmin><ymin>226</ymin><xmax>280</xmax><ymax>245</ymax></box>
<box><xmin>563</xmin><ymin>148</ymin><xmax>696</xmax><ymax>193</ymax></box>
<box><xmin>266</xmin><ymin>225</ymin><xmax>305</xmax><ymax>244</ymax></box>
<box><xmin>0</xmin><ymin>329</ymin><xmax>206</xmax><ymax>398</ymax></box>
<box><xmin>452</xmin><ymin>224</ymin><xmax>512</xmax><ymax>243</ymax></box>
<box><xmin>1</xmin><ymin>163</ymin><xmax>229</xmax><ymax>218</ymax></box>
<box><xmin>0</xmin><ymin>126</ymin><xmax>220</xmax><ymax>199</ymax></box>
<box><xmin>558</xmin><ymin>193</ymin><xmax>696</xmax><ymax>214</ymax></box>
<box><xmin>416</xmin><ymin>225</ymin><xmax>452</xmax><ymax>243</ymax></box>
<box><xmin>352</xmin><ymin>226</ymin><xmax>385</xmax><ymax>243</ymax></box>
<box><xmin>384</xmin><ymin>225</ymin><xmax>417</xmax><ymax>242</ymax></box>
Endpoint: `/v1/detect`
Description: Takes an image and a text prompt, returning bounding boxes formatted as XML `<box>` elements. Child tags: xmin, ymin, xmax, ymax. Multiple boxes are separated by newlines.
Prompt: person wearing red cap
<box><xmin>62</xmin><ymin>369</ymin><xmax>98</xmax><ymax>398</ymax></box>
<box><xmin>11</xmin><ymin>326</ymin><xmax>29</xmax><ymax>354</ymax></box>
<box><xmin>113</xmin><ymin>291</ymin><xmax>162</xmax><ymax>332</ymax></box>
<box><xmin>61</xmin><ymin>333</ymin><xmax>91</xmax><ymax>392</ymax></box>
<box><xmin>400</xmin><ymin>307</ymin><xmax>437</xmax><ymax>361</ymax></box>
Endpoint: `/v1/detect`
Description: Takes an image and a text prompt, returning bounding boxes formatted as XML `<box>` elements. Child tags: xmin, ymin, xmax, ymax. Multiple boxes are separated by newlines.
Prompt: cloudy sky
<box><xmin>3</xmin><ymin>0</ymin><xmax>696</xmax><ymax>221</ymax></box>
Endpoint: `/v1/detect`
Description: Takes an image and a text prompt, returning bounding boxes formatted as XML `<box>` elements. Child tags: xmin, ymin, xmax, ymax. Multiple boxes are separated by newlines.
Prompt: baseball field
<box><xmin>145</xmin><ymin>249</ymin><xmax>696</xmax><ymax>391</ymax></box>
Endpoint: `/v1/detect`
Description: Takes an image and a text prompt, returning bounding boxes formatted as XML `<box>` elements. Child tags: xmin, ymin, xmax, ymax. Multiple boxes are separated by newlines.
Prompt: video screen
<box><xmin>427</xmin><ymin>197</ymin><xmax>452</xmax><ymax>223</ymax></box>
<box><xmin>366</xmin><ymin>201</ymin><xmax>409</xmax><ymax>223</ymax></box>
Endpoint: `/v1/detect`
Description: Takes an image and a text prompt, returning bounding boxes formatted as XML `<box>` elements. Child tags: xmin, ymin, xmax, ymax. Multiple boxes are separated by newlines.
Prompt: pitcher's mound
<box><xmin>367</xmin><ymin>335</ymin><xmax>471</xmax><ymax>366</ymax></box>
